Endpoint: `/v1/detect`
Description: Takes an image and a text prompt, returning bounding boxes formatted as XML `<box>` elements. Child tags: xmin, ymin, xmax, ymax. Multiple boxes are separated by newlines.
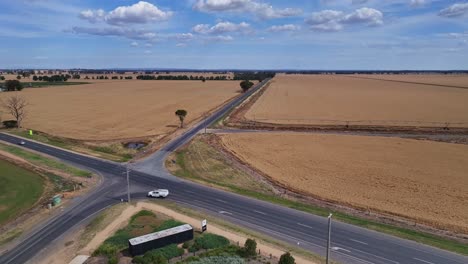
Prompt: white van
<box><xmin>147</xmin><ymin>189</ymin><xmax>169</xmax><ymax>198</ymax></box>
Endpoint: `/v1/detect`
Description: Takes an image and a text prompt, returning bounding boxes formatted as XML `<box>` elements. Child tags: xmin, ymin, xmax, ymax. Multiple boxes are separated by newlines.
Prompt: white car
<box><xmin>147</xmin><ymin>189</ymin><xmax>169</xmax><ymax>198</ymax></box>
<box><xmin>19</xmin><ymin>140</ymin><xmax>25</xmax><ymax>145</ymax></box>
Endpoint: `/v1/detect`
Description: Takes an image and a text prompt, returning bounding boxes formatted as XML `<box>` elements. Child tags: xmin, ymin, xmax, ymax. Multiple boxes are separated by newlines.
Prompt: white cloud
<box><xmin>268</xmin><ymin>24</ymin><xmax>301</xmax><ymax>32</ymax></box>
<box><xmin>193</xmin><ymin>0</ymin><xmax>302</xmax><ymax>19</ymax></box>
<box><xmin>71</xmin><ymin>26</ymin><xmax>157</xmax><ymax>40</ymax></box>
<box><xmin>79</xmin><ymin>9</ymin><xmax>105</xmax><ymax>23</ymax></box>
<box><xmin>439</xmin><ymin>3</ymin><xmax>468</xmax><ymax>18</ymax></box>
<box><xmin>130</xmin><ymin>41</ymin><xmax>138</xmax><ymax>47</ymax></box>
<box><xmin>343</xmin><ymin>7</ymin><xmax>383</xmax><ymax>26</ymax></box>
<box><xmin>208</xmin><ymin>35</ymin><xmax>234</xmax><ymax>42</ymax></box>
<box><xmin>409</xmin><ymin>0</ymin><xmax>429</xmax><ymax>8</ymax></box>
<box><xmin>171</xmin><ymin>33</ymin><xmax>195</xmax><ymax>42</ymax></box>
<box><xmin>305</xmin><ymin>7</ymin><xmax>383</xmax><ymax>32</ymax></box>
<box><xmin>79</xmin><ymin>1</ymin><xmax>172</xmax><ymax>25</ymax></box>
<box><xmin>176</xmin><ymin>43</ymin><xmax>188</xmax><ymax>47</ymax></box>
<box><xmin>192</xmin><ymin>21</ymin><xmax>251</xmax><ymax>34</ymax></box>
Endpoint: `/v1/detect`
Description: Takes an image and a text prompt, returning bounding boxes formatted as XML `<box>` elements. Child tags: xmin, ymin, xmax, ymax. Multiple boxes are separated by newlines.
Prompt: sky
<box><xmin>0</xmin><ymin>0</ymin><xmax>467</xmax><ymax>70</ymax></box>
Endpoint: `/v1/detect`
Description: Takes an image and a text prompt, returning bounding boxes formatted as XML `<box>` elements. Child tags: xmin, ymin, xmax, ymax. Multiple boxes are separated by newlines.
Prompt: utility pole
<box><xmin>127</xmin><ymin>166</ymin><xmax>131</xmax><ymax>203</ymax></box>
<box><xmin>326</xmin><ymin>213</ymin><xmax>333</xmax><ymax>264</ymax></box>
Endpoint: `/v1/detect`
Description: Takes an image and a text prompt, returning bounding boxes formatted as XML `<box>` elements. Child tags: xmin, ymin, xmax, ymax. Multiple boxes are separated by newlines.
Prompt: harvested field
<box><xmin>219</xmin><ymin>132</ymin><xmax>468</xmax><ymax>233</ymax></box>
<box><xmin>0</xmin><ymin>81</ymin><xmax>240</xmax><ymax>140</ymax></box>
<box><xmin>244</xmin><ymin>74</ymin><xmax>468</xmax><ymax>128</ymax></box>
<box><xmin>354</xmin><ymin>74</ymin><xmax>468</xmax><ymax>88</ymax></box>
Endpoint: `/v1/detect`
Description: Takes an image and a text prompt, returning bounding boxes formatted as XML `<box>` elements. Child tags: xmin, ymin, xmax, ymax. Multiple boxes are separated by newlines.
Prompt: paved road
<box><xmin>0</xmin><ymin>80</ymin><xmax>467</xmax><ymax>264</ymax></box>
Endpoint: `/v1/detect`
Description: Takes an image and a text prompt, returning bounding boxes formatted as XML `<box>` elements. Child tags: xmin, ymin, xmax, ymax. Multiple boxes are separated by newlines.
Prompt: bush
<box><xmin>93</xmin><ymin>243</ymin><xmax>119</xmax><ymax>259</ymax></box>
<box><xmin>189</xmin><ymin>256</ymin><xmax>245</xmax><ymax>264</ymax></box>
<box><xmin>100</xmin><ymin>228</ymin><xmax>131</xmax><ymax>249</ymax></box>
<box><xmin>133</xmin><ymin>244</ymin><xmax>181</xmax><ymax>263</ymax></box>
<box><xmin>243</xmin><ymin>239</ymin><xmax>257</xmax><ymax>257</ymax></box>
<box><xmin>5</xmin><ymin>80</ymin><xmax>23</xmax><ymax>91</ymax></box>
<box><xmin>2</xmin><ymin>120</ymin><xmax>18</xmax><ymax>128</ymax></box>
<box><xmin>193</xmin><ymin>234</ymin><xmax>230</xmax><ymax>250</ymax></box>
<box><xmin>279</xmin><ymin>252</ymin><xmax>295</xmax><ymax>264</ymax></box>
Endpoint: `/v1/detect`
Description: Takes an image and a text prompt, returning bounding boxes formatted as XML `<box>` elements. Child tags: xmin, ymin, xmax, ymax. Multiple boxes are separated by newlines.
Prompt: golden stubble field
<box><xmin>245</xmin><ymin>74</ymin><xmax>468</xmax><ymax>127</ymax></box>
<box><xmin>219</xmin><ymin>133</ymin><xmax>468</xmax><ymax>232</ymax></box>
<box><xmin>0</xmin><ymin>81</ymin><xmax>240</xmax><ymax>140</ymax></box>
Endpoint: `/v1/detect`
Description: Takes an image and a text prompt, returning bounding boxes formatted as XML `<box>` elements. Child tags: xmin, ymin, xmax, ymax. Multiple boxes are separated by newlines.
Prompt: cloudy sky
<box><xmin>0</xmin><ymin>0</ymin><xmax>467</xmax><ymax>69</ymax></box>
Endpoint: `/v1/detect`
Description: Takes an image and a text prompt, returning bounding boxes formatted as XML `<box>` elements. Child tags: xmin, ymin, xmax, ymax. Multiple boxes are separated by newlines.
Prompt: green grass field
<box><xmin>0</xmin><ymin>159</ymin><xmax>44</xmax><ymax>226</ymax></box>
<box><xmin>0</xmin><ymin>142</ymin><xmax>92</xmax><ymax>178</ymax></box>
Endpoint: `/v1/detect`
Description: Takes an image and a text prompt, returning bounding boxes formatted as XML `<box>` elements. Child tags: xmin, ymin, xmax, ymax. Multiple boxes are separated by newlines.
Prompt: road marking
<box><xmin>215</xmin><ymin>199</ymin><xmax>228</xmax><ymax>204</ymax></box>
<box><xmin>331</xmin><ymin>246</ymin><xmax>351</xmax><ymax>253</ymax></box>
<box><xmin>297</xmin><ymin>223</ymin><xmax>315</xmax><ymax>229</ymax></box>
<box><xmin>349</xmin><ymin>238</ymin><xmax>369</xmax><ymax>245</ymax></box>
<box><xmin>253</xmin><ymin>210</ymin><xmax>267</xmax><ymax>215</ymax></box>
<box><xmin>218</xmin><ymin>211</ymin><xmax>233</xmax><ymax>215</ymax></box>
<box><xmin>414</xmin><ymin>258</ymin><xmax>436</xmax><ymax>264</ymax></box>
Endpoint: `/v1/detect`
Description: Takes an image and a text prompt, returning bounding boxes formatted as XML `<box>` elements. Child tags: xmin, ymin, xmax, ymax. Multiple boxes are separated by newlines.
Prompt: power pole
<box><xmin>126</xmin><ymin>166</ymin><xmax>131</xmax><ymax>203</ymax></box>
<box><xmin>326</xmin><ymin>213</ymin><xmax>333</xmax><ymax>264</ymax></box>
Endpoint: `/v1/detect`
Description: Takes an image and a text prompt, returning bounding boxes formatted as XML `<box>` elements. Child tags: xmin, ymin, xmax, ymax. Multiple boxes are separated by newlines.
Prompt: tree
<box><xmin>1</xmin><ymin>94</ymin><xmax>28</xmax><ymax>128</ymax></box>
<box><xmin>279</xmin><ymin>252</ymin><xmax>295</xmax><ymax>264</ymax></box>
<box><xmin>32</xmin><ymin>75</ymin><xmax>38</xmax><ymax>81</ymax></box>
<box><xmin>0</xmin><ymin>76</ymin><xmax>5</xmax><ymax>80</ymax></box>
<box><xmin>240</xmin><ymin>80</ymin><xmax>254</xmax><ymax>93</ymax></box>
<box><xmin>5</xmin><ymin>80</ymin><xmax>23</xmax><ymax>91</ymax></box>
<box><xmin>243</xmin><ymin>239</ymin><xmax>257</xmax><ymax>257</ymax></box>
<box><xmin>16</xmin><ymin>75</ymin><xmax>21</xmax><ymax>80</ymax></box>
<box><xmin>175</xmin><ymin>109</ymin><xmax>187</xmax><ymax>128</ymax></box>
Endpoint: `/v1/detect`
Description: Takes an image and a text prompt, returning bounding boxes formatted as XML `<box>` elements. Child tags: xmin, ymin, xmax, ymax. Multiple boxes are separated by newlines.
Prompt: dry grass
<box><xmin>245</xmin><ymin>74</ymin><xmax>468</xmax><ymax>127</ymax></box>
<box><xmin>355</xmin><ymin>74</ymin><xmax>468</xmax><ymax>88</ymax></box>
<box><xmin>219</xmin><ymin>132</ymin><xmax>468</xmax><ymax>233</ymax></box>
<box><xmin>0</xmin><ymin>81</ymin><xmax>240</xmax><ymax>140</ymax></box>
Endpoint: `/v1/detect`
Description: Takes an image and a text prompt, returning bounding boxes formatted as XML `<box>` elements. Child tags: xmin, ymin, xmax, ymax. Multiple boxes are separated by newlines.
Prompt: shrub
<box><xmin>93</xmin><ymin>243</ymin><xmax>119</xmax><ymax>259</ymax></box>
<box><xmin>101</xmin><ymin>228</ymin><xmax>131</xmax><ymax>249</ymax></box>
<box><xmin>243</xmin><ymin>239</ymin><xmax>257</xmax><ymax>257</ymax></box>
<box><xmin>133</xmin><ymin>244</ymin><xmax>181</xmax><ymax>263</ymax></box>
<box><xmin>146</xmin><ymin>244</ymin><xmax>183</xmax><ymax>259</ymax></box>
<box><xmin>279</xmin><ymin>252</ymin><xmax>295</xmax><ymax>264</ymax></box>
<box><xmin>193</xmin><ymin>234</ymin><xmax>229</xmax><ymax>250</ymax></box>
<box><xmin>189</xmin><ymin>256</ymin><xmax>245</xmax><ymax>264</ymax></box>
<box><xmin>2</xmin><ymin>120</ymin><xmax>18</xmax><ymax>128</ymax></box>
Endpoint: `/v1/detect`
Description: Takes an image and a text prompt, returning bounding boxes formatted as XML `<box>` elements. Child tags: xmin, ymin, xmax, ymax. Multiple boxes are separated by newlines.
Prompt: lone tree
<box><xmin>175</xmin><ymin>109</ymin><xmax>188</xmax><ymax>128</ymax></box>
<box><xmin>243</xmin><ymin>238</ymin><xmax>257</xmax><ymax>257</ymax></box>
<box><xmin>5</xmin><ymin>80</ymin><xmax>24</xmax><ymax>91</ymax></box>
<box><xmin>240</xmin><ymin>80</ymin><xmax>254</xmax><ymax>93</ymax></box>
<box><xmin>279</xmin><ymin>252</ymin><xmax>295</xmax><ymax>264</ymax></box>
<box><xmin>2</xmin><ymin>94</ymin><xmax>28</xmax><ymax>128</ymax></box>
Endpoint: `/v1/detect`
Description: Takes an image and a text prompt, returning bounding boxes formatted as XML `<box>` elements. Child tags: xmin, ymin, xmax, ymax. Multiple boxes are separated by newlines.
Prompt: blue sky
<box><xmin>0</xmin><ymin>0</ymin><xmax>467</xmax><ymax>70</ymax></box>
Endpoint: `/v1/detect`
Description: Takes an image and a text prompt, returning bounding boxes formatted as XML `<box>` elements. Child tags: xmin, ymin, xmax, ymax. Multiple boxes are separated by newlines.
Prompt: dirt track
<box><xmin>219</xmin><ymin>132</ymin><xmax>468</xmax><ymax>233</ymax></box>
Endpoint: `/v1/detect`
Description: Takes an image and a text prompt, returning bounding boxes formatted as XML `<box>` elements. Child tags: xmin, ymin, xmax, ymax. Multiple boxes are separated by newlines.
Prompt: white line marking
<box><xmin>332</xmin><ymin>246</ymin><xmax>351</xmax><ymax>253</ymax></box>
<box><xmin>297</xmin><ymin>223</ymin><xmax>315</xmax><ymax>229</ymax></box>
<box><xmin>218</xmin><ymin>211</ymin><xmax>233</xmax><ymax>215</ymax></box>
<box><xmin>253</xmin><ymin>210</ymin><xmax>267</xmax><ymax>215</ymax></box>
<box><xmin>215</xmin><ymin>199</ymin><xmax>228</xmax><ymax>204</ymax></box>
<box><xmin>414</xmin><ymin>258</ymin><xmax>436</xmax><ymax>264</ymax></box>
<box><xmin>349</xmin><ymin>238</ymin><xmax>369</xmax><ymax>245</ymax></box>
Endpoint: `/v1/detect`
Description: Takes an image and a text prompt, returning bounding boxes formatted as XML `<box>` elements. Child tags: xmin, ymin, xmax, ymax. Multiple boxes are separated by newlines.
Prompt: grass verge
<box><xmin>0</xmin><ymin>159</ymin><xmax>44</xmax><ymax>225</ymax></box>
<box><xmin>0</xmin><ymin>142</ymin><xmax>92</xmax><ymax>178</ymax></box>
<box><xmin>168</xmin><ymin>136</ymin><xmax>468</xmax><ymax>256</ymax></box>
<box><xmin>7</xmin><ymin>129</ymin><xmax>133</xmax><ymax>162</ymax></box>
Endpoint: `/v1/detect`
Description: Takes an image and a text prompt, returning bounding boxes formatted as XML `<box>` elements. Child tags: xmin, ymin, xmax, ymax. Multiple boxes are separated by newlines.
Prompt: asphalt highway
<box><xmin>0</xmin><ymin>80</ymin><xmax>467</xmax><ymax>264</ymax></box>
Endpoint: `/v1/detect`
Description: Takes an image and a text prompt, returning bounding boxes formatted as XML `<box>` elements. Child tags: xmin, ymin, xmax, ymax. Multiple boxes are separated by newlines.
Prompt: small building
<box><xmin>128</xmin><ymin>224</ymin><xmax>193</xmax><ymax>256</ymax></box>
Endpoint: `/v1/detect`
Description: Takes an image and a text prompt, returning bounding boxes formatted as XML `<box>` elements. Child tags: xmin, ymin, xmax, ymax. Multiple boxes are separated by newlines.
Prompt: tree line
<box><xmin>136</xmin><ymin>75</ymin><xmax>228</xmax><ymax>81</ymax></box>
<box><xmin>233</xmin><ymin>72</ymin><xmax>276</xmax><ymax>82</ymax></box>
